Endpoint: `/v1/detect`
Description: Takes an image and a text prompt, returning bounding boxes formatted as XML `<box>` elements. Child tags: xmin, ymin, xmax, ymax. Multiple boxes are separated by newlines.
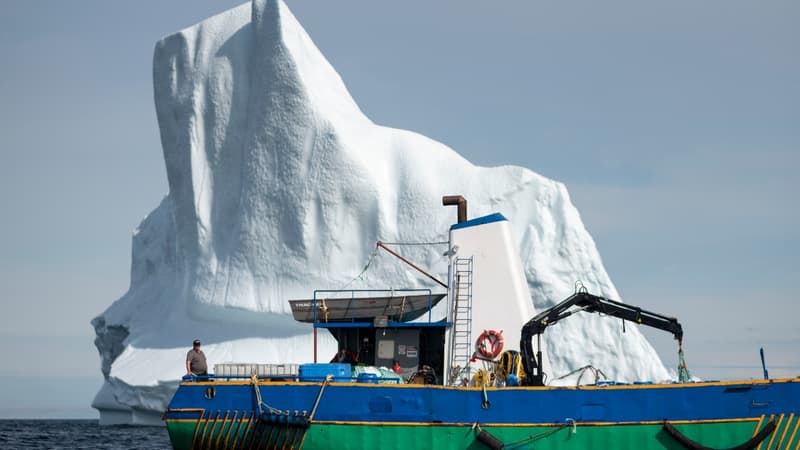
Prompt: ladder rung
<box><xmin>450</xmin><ymin>257</ymin><xmax>473</xmax><ymax>378</ymax></box>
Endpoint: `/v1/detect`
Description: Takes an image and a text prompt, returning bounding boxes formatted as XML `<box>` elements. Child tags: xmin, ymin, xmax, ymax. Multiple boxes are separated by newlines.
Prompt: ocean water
<box><xmin>0</xmin><ymin>420</ymin><xmax>172</xmax><ymax>449</ymax></box>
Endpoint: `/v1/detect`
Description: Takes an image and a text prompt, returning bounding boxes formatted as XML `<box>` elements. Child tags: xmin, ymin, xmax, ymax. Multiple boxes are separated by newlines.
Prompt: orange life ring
<box><xmin>476</xmin><ymin>329</ymin><xmax>504</xmax><ymax>359</ymax></box>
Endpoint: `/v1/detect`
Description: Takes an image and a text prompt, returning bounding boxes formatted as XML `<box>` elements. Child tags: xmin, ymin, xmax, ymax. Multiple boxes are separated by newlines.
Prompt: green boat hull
<box><xmin>165</xmin><ymin>414</ymin><xmax>797</xmax><ymax>449</ymax></box>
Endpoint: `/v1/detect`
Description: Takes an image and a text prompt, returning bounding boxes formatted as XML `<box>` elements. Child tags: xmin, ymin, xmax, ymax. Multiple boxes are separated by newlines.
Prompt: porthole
<box><xmin>204</xmin><ymin>386</ymin><xmax>216</xmax><ymax>399</ymax></box>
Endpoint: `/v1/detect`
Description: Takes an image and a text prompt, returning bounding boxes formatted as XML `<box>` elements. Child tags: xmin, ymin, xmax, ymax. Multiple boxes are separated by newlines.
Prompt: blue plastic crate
<box><xmin>356</xmin><ymin>373</ymin><xmax>379</xmax><ymax>384</ymax></box>
<box><xmin>298</xmin><ymin>363</ymin><xmax>351</xmax><ymax>381</ymax></box>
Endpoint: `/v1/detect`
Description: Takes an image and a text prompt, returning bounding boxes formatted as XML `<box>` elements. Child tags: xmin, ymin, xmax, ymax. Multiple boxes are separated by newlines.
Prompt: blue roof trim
<box><xmin>450</xmin><ymin>212</ymin><xmax>507</xmax><ymax>231</ymax></box>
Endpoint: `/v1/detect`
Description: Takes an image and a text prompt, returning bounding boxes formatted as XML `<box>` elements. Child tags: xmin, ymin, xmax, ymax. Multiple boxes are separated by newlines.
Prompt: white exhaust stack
<box><xmin>443</xmin><ymin>196</ymin><xmax>550</xmax><ymax>384</ymax></box>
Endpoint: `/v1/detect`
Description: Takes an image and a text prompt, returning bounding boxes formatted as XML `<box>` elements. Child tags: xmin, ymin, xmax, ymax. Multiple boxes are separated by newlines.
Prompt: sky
<box><xmin>0</xmin><ymin>0</ymin><xmax>797</xmax><ymax>418</ymax></box>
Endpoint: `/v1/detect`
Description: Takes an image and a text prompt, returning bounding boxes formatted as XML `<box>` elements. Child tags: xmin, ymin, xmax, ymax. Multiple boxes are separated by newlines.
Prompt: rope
<box><xmin>449</xmin><ymin>364</ymin><xmax>469</xmax><ymax>386</ymax></box>
<box><xmin>339</xmin><ymin>240</ymin><xmax>447</xmax><ymax>290</ymax></box>
<box><xmin>481</xmin><ymin>383</ymin><xmax>491</xmax><ymax>409</ymax></box>
<box><xmin>340</xmin><ymin>247</ymin><xmax>380</xmax><ymax>289</ymax></box>
<box><xmin>504</xmin><ymin>422</ymin><xmax>573</xmax><ymax>449</ymax></box>
<box><xmin>472</xmin><ymin>420</ymin><xmax>573</xmax><ymax>449</ymax></box>
<box><xmin>251</xmin><ymin>373</ymin><xmax>283</xmax><ymax>415</ymax></box>
<box><xmin>678</xmin><ymin>342</ymin><xmax>692</xmax><ymax>382</ymax></box>
<box><xmin>552</xmin><ymin>365</ymin><xmax>608</xmax><ymax>386</ymax></box>
<box><xmin>308</xmin><ymin>375</ymin><xmax>333</xmax><ymax>421</ymax></box>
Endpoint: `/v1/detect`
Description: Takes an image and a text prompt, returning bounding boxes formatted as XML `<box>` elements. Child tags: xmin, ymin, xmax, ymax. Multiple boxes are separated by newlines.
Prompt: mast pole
<box><xmin>376</xmin><ymin>241</ymin><xmax>448</xmax><ymax>289</ymax></box>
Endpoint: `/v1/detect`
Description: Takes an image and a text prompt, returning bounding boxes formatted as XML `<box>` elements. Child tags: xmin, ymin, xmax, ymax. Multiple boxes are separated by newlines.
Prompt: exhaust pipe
<box><xmin>442</xmin><ymin>195</ymin><xmax>467</xmax><ymax>223</ymax></box>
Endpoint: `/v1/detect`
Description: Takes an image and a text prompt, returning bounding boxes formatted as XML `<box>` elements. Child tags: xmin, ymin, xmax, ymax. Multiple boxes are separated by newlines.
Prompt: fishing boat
<box><xmin>163</xmin><ymin>196</ymin><xmax>800</xmax><ymax>449</ymax></box>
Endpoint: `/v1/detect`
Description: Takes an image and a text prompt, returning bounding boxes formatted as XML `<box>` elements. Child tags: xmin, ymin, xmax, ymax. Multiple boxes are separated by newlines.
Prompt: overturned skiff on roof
<box><xmin>289</xmin><ymin>292</ymin><xmax>446</xmax><ymax>323</ymax></box>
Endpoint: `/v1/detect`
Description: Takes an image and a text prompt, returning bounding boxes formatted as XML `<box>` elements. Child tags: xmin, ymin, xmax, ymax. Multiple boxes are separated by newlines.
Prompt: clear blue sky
<box><xmin>0</xmin><ymin>0</ymin><xmax>797</xmax><ymax>419</ymax></box>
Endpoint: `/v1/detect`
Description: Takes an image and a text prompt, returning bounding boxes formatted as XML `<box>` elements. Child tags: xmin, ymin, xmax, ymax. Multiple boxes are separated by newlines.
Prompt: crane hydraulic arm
<box><xmin>520</xmin><ymin>290</ymin><xmax>684</xmax><ymax>386</ymax></box>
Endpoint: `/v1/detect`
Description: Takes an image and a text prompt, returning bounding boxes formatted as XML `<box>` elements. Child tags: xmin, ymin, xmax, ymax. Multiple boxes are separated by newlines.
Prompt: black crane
<box><xmin>520</xmin><ymin>288</ymin><xmax>684</xmax><ymax>386</ymax></box>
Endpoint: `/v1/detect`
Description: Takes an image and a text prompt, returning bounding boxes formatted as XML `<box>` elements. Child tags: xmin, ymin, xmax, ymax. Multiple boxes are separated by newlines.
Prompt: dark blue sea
<box><xmin>0</xmin><ymin>420</ymin><xmax>172</xmax><ymax>449</ymax></box>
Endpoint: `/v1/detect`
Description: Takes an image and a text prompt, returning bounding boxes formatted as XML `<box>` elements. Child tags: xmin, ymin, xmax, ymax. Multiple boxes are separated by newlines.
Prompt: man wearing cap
<box><xmin>186</xmin><ymin>339</ymin><xmax>208</xmax><ymax>379</ymax></box>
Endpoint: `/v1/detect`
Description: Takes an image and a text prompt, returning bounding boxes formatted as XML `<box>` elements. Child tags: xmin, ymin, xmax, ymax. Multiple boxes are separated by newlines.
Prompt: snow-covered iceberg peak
<box><xmin>92</xmin><ymin>0</ymin><xmax>670</xmax><ymax>424</ymax></box>
<box><xmin>153</xmin><ymin>0</ymin><xmax>372</xmax><ymax>317</ymax></box>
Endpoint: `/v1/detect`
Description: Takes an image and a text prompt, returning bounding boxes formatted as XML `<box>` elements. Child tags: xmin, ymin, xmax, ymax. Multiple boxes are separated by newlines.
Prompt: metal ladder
<box><xmin>448</xmin><ymin>257</ymin><xmax>474</xmax><ymax>384</ymax></box>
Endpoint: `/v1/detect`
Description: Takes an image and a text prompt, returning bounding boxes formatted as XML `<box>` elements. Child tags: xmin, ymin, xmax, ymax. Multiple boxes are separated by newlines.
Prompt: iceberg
<box><xmin>92</xmin><ymin>0</ymin><xmax>670</xmax><ymax>425</ymax></box>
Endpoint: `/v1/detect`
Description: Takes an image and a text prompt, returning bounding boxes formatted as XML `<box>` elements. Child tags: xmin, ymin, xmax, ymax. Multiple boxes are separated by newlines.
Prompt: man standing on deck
<box><xmin>186</xmin><ymin>339</ymin><xmax>208</xmax><ymax>378</ymax></box>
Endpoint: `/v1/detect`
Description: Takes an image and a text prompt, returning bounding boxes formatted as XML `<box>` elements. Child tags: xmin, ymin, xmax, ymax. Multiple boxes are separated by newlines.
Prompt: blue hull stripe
<box><xmin>165</xmin><ymin>378</ymin><xmax>800</xmax><ymax>425</ymax></box>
